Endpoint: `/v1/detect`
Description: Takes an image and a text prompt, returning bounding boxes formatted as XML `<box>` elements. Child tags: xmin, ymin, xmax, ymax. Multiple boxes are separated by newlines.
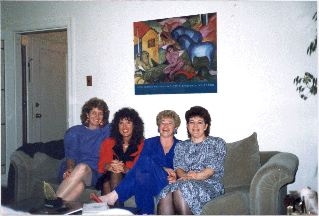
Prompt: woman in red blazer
<box><xmin>97</xmin><ymin>107</ymin><xmax>144</xmax><ymax>199</ymax></box>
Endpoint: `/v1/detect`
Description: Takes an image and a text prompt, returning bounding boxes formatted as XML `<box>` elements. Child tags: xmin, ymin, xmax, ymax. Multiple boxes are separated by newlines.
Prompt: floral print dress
<box><xmin>157</xmin><ymin>136</ymin><xmax>226</xmax><ymax>215</ymax></box>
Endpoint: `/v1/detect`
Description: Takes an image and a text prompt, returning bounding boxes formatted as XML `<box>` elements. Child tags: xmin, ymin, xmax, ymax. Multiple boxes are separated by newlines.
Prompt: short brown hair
<box><xmin>80</xmin><ymin>97</ymin><xmax>110</xmax><ymax>127</ymax></box>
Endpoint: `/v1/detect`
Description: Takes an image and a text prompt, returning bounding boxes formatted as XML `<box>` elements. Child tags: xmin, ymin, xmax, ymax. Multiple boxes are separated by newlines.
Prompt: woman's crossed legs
<box><xmin>56</xmin><ymin>163</ymin><xmax>92</xmax><ymax>201</ymax></box>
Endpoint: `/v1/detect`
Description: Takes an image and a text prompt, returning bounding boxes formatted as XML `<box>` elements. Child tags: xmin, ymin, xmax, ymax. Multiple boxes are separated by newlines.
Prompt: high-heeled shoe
<box><xmin>43</xmin><ymin>181</ymin><xmax>63</xmax><ymax>208</ymax></box>
<box><xmin>43</xmin><ymin>181</ymin><xmax>57</xmax><ymax>200</ymax></box>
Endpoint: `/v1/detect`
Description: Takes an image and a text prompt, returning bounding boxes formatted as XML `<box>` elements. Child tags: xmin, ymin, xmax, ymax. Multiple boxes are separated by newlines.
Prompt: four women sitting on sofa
<box><xmin>46</xmin><ymin>97</ymin><xmax>226</xmax><ymax>215</ymax></box>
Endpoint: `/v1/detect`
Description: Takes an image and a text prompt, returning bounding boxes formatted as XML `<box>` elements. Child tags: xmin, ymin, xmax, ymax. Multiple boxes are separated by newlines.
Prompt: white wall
<box><xmin>1</xmin><ymin>1</ymin><xmax>317</xmax><ymax>192</ymax></box>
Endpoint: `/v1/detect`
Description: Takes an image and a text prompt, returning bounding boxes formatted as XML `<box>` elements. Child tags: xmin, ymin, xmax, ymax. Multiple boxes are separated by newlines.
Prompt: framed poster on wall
<box><xmin>134</xmin><ymin>13</ymin><xmax>217</xmax><ymax>95</ymax></box>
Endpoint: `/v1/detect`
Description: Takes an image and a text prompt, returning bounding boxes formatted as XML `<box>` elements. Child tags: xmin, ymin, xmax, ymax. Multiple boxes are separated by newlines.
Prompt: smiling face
<box><xmin>118</xmin><ymin>118</ymin><xmax>133</xmax><ymax>140</ymax></box>
<box><xmin>187</xmin><ymin>116</ymin><xmax>208</xmax><ymax>142</ymax></box>
<box><xmin>87</xmin><ymin>107</ymin><xmax>104</xmax><ymax>129</ymax></box>
<box><xmin>159</xmin><ymin>117</ymin><xmax>176</xmax><ymax>138</ymax></box>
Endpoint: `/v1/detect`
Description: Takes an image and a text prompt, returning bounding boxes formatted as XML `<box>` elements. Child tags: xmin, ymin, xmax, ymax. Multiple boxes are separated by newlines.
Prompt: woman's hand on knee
<box><xmin>63</xmin><ymin>169</ymin><xmax>73</xmax><ymax>179</ymax></box>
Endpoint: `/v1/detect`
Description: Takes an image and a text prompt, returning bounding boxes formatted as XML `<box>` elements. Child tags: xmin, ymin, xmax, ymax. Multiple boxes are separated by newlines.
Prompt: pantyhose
<box><xmin>100</xmin><ymin>172</ymin><xmax>124</xmax><ymax>207</ymax></box>
<box><xmin>157</xmin><ymin>190</ymin><xmax>193</xmax><ymax>215</ymax></box>
<box><xmin>102</xmin><ymin>172</ymin><xmax>123</xmax><ymax>195</ymax></box>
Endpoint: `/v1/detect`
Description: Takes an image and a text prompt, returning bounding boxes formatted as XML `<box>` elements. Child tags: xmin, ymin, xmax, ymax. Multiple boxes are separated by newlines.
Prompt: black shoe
<box><xmin>44</xmin><ymin>197</ymin><xmax>63</xmax><ymax>208</ymax></box>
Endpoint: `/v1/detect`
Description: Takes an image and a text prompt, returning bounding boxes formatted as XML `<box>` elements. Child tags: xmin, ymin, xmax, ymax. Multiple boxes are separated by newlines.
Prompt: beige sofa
<box><xmin>8</xmin><ymin>132</ymin><xmax>298</xmax><ymax>214</ymax></box>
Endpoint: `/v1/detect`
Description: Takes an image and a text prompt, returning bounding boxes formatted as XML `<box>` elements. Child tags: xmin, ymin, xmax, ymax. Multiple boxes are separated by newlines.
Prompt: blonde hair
<box><xmin>156</xmin><ymin>110</ymin><xmax>181</xmax><ymax>128</ymax></box>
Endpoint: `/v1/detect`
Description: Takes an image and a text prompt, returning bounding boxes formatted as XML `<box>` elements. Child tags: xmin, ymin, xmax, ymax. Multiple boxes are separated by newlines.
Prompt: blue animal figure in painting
<box><xmin>175</xmin><ymin>33</ymin><xmax>215</xmax><ymax>69</ymax></box>
<box><xmin>188</xmin><ymin>42</ymin><xmax>215</xmax><ymax>69</ymax></box>
<box><xmin>177</xmin><ymin>35</ymin><xmax>193</xmax><ymax>50</ymax></box>
<box><xmin>171</xmin><ymin>26</ymin><xmax>203</xmax><ymax>44</ymax></box>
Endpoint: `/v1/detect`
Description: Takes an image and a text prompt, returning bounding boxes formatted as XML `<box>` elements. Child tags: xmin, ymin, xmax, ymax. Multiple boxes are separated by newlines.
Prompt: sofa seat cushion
<box><xmin>223</xmin><ymin>132</ymin><xmax>261</xmax><ymax>189</ymax></box>
<box><xmin>201</xmin><ymin>186</ymin><xmax>250</xmax><ymax>215</ymax></box>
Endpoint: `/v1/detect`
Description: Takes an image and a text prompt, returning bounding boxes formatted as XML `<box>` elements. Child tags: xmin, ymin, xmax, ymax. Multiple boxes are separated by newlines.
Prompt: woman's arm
<box><xmin>163</xmin><ymin>167</ymin><xmax>177</xmax><ymax>183</ymax></box>
<box><xmin>63</xmin><ymin>158</ymin><xmax>75</xmax><ymax>178</ymax></box>
<box><xmin>66</xmin><ymin>159</ymin><xmax>75</xmax><ymax>170</ymax></box>
<box><xmin>176</xmin><ymin>168</ymin><xmax>187</xmax><ymax>179</ymax></box>
<box><xmin>193</xmin><ymin>168</ymin><xmax>214</xmax><ymax>180</ymax></box>
<box><xmin>177</xmin><ymin>167</ymin><xmax>214</xmax><ymax>181</ymax></box>
<box><xmin>98</xmin><ymin>138</ymin><xmax>114</xmax><ymax>173</ymax></box>
<box><xmin>122</xmin><ymin>140</ymin><xmax>145</xmax><ymax>173</ymax></box>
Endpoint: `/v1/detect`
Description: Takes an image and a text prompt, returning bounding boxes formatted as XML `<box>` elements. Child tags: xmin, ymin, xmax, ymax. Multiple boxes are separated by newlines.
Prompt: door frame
<box><xmin>1</xmin><ymin>17</ymin><xmax>76</xmax><ymax>185</ymax></box>
<box><xmin>16</xmin><ymin>28</ymin><xmax>74</xmax><ymax>142</ymax></box>
<box><xmin>22</xmin><ymin>30</ymin><xmax>68</xmax><ymax>143</ymax></box>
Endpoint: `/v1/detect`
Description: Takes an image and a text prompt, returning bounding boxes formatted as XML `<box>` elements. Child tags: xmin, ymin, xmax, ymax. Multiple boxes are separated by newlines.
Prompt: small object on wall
<box><xmin>86</xmin><ymin>75</ymin><xmax>92</xmax><ymax>86</ymax></box>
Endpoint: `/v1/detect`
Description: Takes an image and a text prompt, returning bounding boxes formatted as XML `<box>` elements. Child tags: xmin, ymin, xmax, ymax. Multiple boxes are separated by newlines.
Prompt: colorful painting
<box><xmin>134</xmin><ymin>13</ymin><xmax>217</xmax><ymax>95</ymax></box>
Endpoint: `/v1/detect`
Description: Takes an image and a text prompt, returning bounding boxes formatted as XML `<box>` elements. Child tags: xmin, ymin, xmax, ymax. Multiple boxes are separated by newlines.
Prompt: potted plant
<box><xmin>293</xmin><ymin>12</ymin><xmax>317</xmax><ymax>100</ymax></box>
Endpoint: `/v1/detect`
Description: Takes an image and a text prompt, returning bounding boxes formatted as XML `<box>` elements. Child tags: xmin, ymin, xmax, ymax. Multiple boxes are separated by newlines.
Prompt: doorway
<box><xmin>21</xmin><ymin>30</ymin><xmax>67</xmax><ymax>143</ymax></box>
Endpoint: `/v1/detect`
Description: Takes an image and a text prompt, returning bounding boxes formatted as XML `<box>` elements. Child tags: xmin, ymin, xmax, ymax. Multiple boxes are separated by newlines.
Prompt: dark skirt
<box><xmin>95</xmin><ymin>171</ymin><xmax>126</xmax><ymax>190</ymax></box>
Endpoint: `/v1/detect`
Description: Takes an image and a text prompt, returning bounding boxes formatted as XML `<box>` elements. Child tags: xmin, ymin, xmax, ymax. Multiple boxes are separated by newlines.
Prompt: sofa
<box><xmin>7</xmin><ymin>139</ymin><xmax>99</xmax><ymax>204</ymax></box>
<box><xmin>8</xmin><ymin>132</ymin><xmax>299</xmax><ymax>214</ymax></box>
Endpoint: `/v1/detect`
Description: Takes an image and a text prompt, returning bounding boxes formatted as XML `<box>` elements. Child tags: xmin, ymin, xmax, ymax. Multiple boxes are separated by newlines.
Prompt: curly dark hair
<box><xmin>80</xmin><ymin>97</ymin><xmax>110</xmax><ymax>127</ymax></box>
<box><xmin>111</xmin><ymin>107</ymin><xmax>144</xmax><ymax>161</ymax></box>
<box><xmin>185</xmin><ymin>106</ymin><xmax>211</xmax><ymax>138</ymax></box>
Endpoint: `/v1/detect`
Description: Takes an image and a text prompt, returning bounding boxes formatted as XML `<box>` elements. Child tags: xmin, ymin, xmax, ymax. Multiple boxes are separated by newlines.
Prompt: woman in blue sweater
<box><xmin>99</xmin><ymin>110</ymin><xmax>181</xmax><ymax>214</ymax></box>
<box><xmin>44</xmin><ymin>97</ymin><xmax>111</xmax><ymax>204</ymax></box>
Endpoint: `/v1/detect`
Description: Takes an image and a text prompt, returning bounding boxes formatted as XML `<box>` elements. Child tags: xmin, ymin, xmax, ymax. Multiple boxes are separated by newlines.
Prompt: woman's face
<box><xmin>87</xmin><ymin>107</ymin><xmax>104</xmax><ymax>129</ymax></box>
<box><xmin>159</xmin><ymin>117</ymin><xmax>175</xmax><ymax>138</ymax></box>
<box><xmin>187</xmin><ymin>116</ymin><xmax>208</xmax><ymax>140</ymax></box>
<box><xmin>119</xmin><ymin>118</ymin><xmax>134</xmax><ymax>140</ymax></box>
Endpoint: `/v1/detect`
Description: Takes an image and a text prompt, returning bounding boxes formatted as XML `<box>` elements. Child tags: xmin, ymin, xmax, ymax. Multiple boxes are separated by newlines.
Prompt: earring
<box><xmin>174</xmin><ymin>128</ymin><xmax>178</xmax><ymax>134</ymax></box>
<box><xmin>158</xmin><ymin>128</ymin><xmax>160</xmax><ymax>133</ymax></box>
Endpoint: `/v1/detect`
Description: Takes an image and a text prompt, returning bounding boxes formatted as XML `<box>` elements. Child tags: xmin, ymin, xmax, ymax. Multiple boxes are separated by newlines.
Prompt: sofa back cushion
<box><xmin>223</xmin><ymin>132</ymin><xmax>261</xmax><ymax>189</ymax></box>
<box><xmin>17</xmin><ymin>139</ymin><xmax>65</xmax><ymax>159</ymax></box>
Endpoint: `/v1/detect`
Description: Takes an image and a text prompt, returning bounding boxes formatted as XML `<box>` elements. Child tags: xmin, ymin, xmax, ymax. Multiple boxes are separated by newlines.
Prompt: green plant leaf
<box><xmin>294</xmin><ymin>12</ymin><xmax>317</xmax><ymax>100</ymax></box>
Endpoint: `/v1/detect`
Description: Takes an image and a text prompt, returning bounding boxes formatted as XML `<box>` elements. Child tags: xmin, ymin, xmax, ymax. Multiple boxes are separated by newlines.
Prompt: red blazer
<box><xmin>98</xmin><ymin>137</ymin><xmax>144</xmax><ymax>173</ymax></box>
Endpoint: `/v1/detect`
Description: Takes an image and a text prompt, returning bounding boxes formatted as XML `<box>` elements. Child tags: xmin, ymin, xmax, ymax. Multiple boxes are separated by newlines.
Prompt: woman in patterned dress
<box><xmin>157</xmin><ymin>106</ymin><xmax>226</xmax><ymax>215</ymax></box>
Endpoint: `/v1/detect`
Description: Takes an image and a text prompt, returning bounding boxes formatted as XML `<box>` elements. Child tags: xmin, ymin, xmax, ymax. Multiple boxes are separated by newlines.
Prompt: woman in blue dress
<box><xmin>44</xmin><ymin>97</ymin><xmax>111</xmax><ymax>203</ymax></box>
<box><xmin>157</xmin><ymin>106</ymin><xmax>226</xmax><ymax>215</ymax></box>
<box><xmin>99</xmin><ymin>110</ymin><xmax>181</xmax><ymax>214</ymax></box>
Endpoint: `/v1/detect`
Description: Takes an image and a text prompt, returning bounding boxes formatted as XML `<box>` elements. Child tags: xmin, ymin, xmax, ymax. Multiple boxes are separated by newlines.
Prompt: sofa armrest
<box><xmin>9</xmin><ymin>151</ymin><xmax>63</xmax><ymax>202</ymax></box>
<box><xmin>250</xmin><ymin>152</ymin><xmax>299</xmax><ymax>215</ymax></box>
<box><xmin>9</xmin><ymin>151</ymin><xmax>34</xmax><ymax>202</ymax></box>
<box><xmin>259</xmin><ymin>151</ymin><xmax>280</xmax><ymax>166</ymax></box>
